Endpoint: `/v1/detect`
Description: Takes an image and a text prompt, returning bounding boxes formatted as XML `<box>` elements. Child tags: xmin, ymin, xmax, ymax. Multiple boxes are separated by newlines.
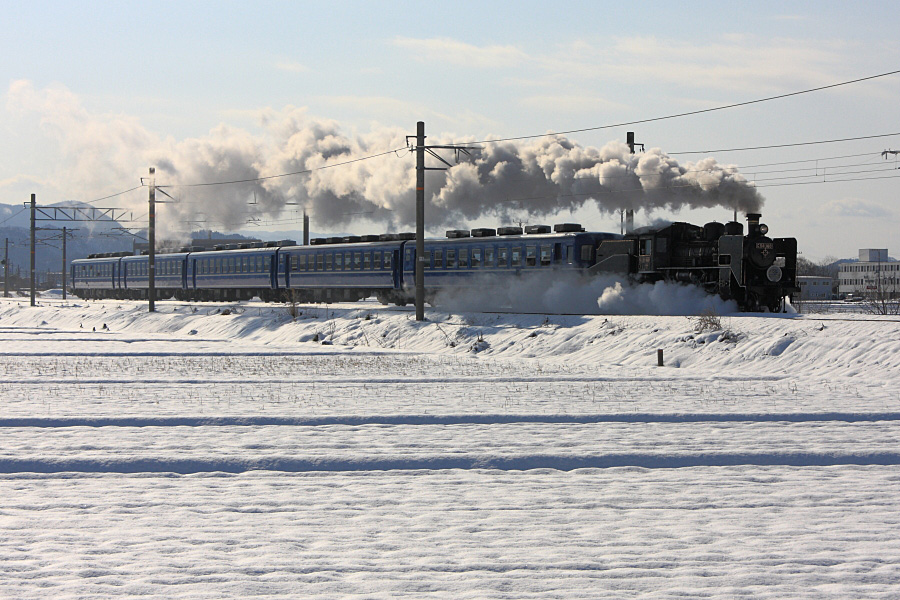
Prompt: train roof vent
<box><xmin>237</xmin><ymin>243</ymin><xmax>251</xmax><ymax>249</ymax></box>
<box><xmin>310</xmin><ymin>238</ymin><xmax>327</xmax><ymax>245</ymax></box>
<box><xmin>497</xmin><ymin>226</ymin><xmax>523</xmax><ymax>236</ymax></box>
<box><xmin>361</xmin><ymin>234</ymin><xmax>381</xmax><ymax>242</ymax></box>
<box><xmin>397</xmin><ymin>232</ymin><xmax>416</xmax><ymax>240</ymax></box>
<box><xmin>213</xmin><ymin>245</ymin><xmax>226</xmax><ymax>251</ymax></box>
<box><xmin>553</xmin><ymin>223</ymin><xmax>584</xmax><ymax>233</ymax></box>
<box><xmin>265</xmin><ymin>241</ymin><xmax>279</xmax><ymax>247</ymax></box>
<box><xmin>277</xmin><ymin>239</ymin><xmax>297</xmax><ymax>246</ymax></box>
<box><xmin>141</xmin><ymin>250</ymin><xmax>150</xmax><ymax>255</ymax></box>
<box><xmin>341</xmin><ymin>235</ymin><xmax>360</xmax><ymax>243</ymax></box>
<box><xmin>471</xmin><ymin>228</ymin><xmax>496</xmax><ymax>238</ymax></box>
<box><xmin>379</xmin><ymin>234</ymin><xmax>399</xmax><ymax>241</ymax></box>
<box><xmin>446</xmin><ymin>229</ymin><xmax>470</xmax><ymax>239</ymax></box>
<box><xmin>180</xmin><ymin>246</ymin><xmax>191</xmax><ymax>252</ymax></box>
<box><xmin>525</xmin><ymin>225</ymin><xmax>551</xmax><ymax>234</ymax></box>
<box><xmin>190</xmin><ymin>246</ymin><xmax>204</xmax><ymax>252</ymax></box>
<box><xmin>326</xmin><ymin>237</ymin><xmax>344</xmax><ymax>244</ymax></box>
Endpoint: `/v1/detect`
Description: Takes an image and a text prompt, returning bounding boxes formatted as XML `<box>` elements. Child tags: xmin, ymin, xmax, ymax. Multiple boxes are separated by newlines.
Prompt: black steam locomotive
<box><xmin>592</xmin><ymin>212</ymin><xmax>798</xmax><ymax>311</ymax></box>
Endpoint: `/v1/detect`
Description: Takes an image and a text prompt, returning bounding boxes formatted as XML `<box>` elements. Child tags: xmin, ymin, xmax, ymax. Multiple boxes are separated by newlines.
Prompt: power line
<box><xmin>84</xmin><ymin>185</ymin><xmax>144</xmax><ymax>204</ymax></box>
<box><xmin>667</xmin><ymin>132</ymin><xmax>900</xmax><ymax>155</ymax></box>
<box><xmin>736</xmin><ymin>152</ymin><xmax>879</xmax><ymax>169</ymax></box>
<box><xmin>0</xmin><ymin>207</ymin><xmax>27</xmax><ymax>227</ymax></box>
<box><xmin>452</xmin><ymin>68</ymin><xmax>900</xmax><ymax>146</ymax></box>
<box><xmin>486</xmin><ymin>169</ymin><xmax>900</xmax><ymax>207</ymax></box>
<box><xmin>158</xmin><ymin>147</ymin><xmax>408</xmax><ymax>189</ymax></box>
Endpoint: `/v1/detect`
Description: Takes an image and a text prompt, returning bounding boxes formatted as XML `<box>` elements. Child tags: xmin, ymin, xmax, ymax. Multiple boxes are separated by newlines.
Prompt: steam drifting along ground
<box><xmin>1</xmin><ymin>296</ymin><xmax>899</xmax><ymax>598</ymax></box>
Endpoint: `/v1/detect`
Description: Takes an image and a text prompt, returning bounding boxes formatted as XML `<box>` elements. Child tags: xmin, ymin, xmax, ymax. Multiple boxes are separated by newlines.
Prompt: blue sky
<box><xmin>2</xmin><ymin>1</ymin><xmax>899</xmax><ymax>260</ymax></box>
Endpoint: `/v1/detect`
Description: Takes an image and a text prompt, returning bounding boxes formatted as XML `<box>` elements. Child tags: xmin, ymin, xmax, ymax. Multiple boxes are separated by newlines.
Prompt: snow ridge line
<box><xmin>2</xmin><ymin>452</ymin><xmax>899</xmax><ymax>474</ymax></box>
<box><xmin>2</xmin><ymin>413</ymin><xmax>900</xmax><ymax>428</ymax></box>
<box><xmin>1</xmin><ymin>375</ymin><xmax>786</xmax><ymax>385</ymax></box>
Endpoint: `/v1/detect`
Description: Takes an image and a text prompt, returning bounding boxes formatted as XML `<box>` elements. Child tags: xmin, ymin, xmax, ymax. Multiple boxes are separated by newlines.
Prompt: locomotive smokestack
<box><xmin>746</xmin><ymin>213</ymin><xmax>761</xmax><ymax>227</ymax></box>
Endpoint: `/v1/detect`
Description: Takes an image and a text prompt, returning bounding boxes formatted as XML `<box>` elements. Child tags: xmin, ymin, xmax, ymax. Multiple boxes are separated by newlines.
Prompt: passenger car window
<box><xmin>526</xmin><ymin>245</ymin><xmax>536</xmax><ymax>267</ymax></box>
<box><xmin>326</xmin><ymin>254</ymin><xmax>333</xmax><ymax>270</ymax></box>
<box><xmin>316</xmin><ymin>254</ymin><xmax>324</xmax><ymax>270</ymax></box>
<box><xmin>363</xmin><ymin>253</ymin><xmax>371</xmax><ymax>270</ymax></box>
<box><xmin>446</xmin><ymin>249</ymin><xmax>457</xmax><ymax>268</ymax></box>
<box><xmin>472</xmin><ymin>249</ymin><xmax>482</xmax><ymax>268</ymax></box>
<box><xmin>511</xmin><ymin>247</ymin><xmax>521</xmax><ymax>267</ymax></box>
<box><xmin>353</xmin><ymin>252</ymin><xmax>362</xmax><ymax>270</ymax></box>
<box><xmin>540</xmin><ymin>245</ymin><xmax>552</xmax><ymax>266</ymax></box>
<box><xmin>434</xmin><ymin>249</ymin><xmax>443</xmax><ymax>268</ymax></box>
<box><xmin>581</xmin><ymin>245</ymin><xmax>592</xmax><ymax>262</ymax></box>
<box><xmin>374</xmin><ymin>251</ymin><xmax>382</xmax><ymax>270</ymax></box>
<box><xmin>291</xmin><ymin>255</ymin><xmax>299</xmax><ymax>271</ymax></box>
<box><xmin>498</xmin><ymin>247</ymin><xmax>508</xmax><ymax>267</ymax></box>
<box><xmin>459</xmin><ymin>249</ymin><xmax>468</xmax><ymax>268</ymax></box>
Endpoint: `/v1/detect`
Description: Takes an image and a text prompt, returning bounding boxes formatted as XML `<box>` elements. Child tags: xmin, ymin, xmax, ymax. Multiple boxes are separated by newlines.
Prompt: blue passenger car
<box><xmin>400</xmin><ymin>228</ymin><xmax>622</xmax><ymax>303</ymax></box>
<box><xmin>277</xmin><ymin>240</ymin><xmax>405</xmax><ymax>303</ymax></box>
<box><xmin>71</xmin><ymin>254</ymin><xmax>127</xmax><ymax>299</ymax></box>
<box><xmin>118</xmin><ymin>253</ymin><xmax>189</xmax><ymax>300</ymax></box>
<box><xmin>188</xmin><ymin>247</ymin><xmax>278</xmax><ymax>301</ymax></box>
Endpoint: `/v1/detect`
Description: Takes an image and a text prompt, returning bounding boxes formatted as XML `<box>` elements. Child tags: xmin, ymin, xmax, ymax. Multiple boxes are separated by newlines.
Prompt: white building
<box><xmin>838</xmin><ymin>249</ymin><xmax>899</xmax><ymax>298</ymax></box>
<box><xmin>797</xmin><ymin>276</ymin><xmax>833</xmax><ymax>300</ymax></box>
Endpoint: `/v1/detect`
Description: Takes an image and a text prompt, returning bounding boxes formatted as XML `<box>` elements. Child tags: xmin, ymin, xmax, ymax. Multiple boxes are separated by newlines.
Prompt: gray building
<box><xmin>838</xmin><ymin>249</ymin><xmax>899</xmax><ymax>298</ymax></box>
<box><xmin>798</xmin><ymin>275</ymin><xmax>833</xmax><ymax>300</ymax></box>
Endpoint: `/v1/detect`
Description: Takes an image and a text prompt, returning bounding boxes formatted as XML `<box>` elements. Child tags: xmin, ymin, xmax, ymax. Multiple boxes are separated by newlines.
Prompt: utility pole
<box><xmin>62</xmin><ymin>227</ymin><xmax>67</xmax><ymax>300</ymax></box>
<box><xmin>415</xmin><ymin>122</ymin><xmax>425</xmax><ymax>321</ymax></box>
<box><xmin>624</xmin><ymin>132</ymin><xmax>643</xmax><ymax>234</ymax></box>
<box><xmin>148</xmin><ymin>167</ymin><xmax>156</xmax><ymax>312</ymax></box>
<box><xmin>406</xmin><ymin>122</ymin><xmax>472</xmax><ymax>321</ymax></box>
<box><xmin>3</xmin><ymin>238</ymin><xmax>8</xmax><ymax>298</ymax></box>
<box><xmin>30</xmin><ymin>193</ymin><xmax>36</xmax><ymax>306</ymax></box>
<box><xmin>303</xmin><ymin>211</ymin><xmax>310</xmax><ymax>245</ymax></box>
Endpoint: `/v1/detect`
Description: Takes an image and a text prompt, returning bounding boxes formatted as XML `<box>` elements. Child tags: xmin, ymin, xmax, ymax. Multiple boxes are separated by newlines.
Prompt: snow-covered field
<box><xmin>1</xmin><ymin>295</ymin><xmax>899</xmax><ymax>598</ymax></box>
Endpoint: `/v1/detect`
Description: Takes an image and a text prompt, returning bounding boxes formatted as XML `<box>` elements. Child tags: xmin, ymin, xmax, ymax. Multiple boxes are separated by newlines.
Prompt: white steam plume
<box><xmin>7</xmin><ymin>81</ymin><xmax>762</xmax><ymax>238</ymax></box>
<box><xmin>433</xmin><ymin>272</ymin><xmax>740</xmax><ymax>315</ymax></box>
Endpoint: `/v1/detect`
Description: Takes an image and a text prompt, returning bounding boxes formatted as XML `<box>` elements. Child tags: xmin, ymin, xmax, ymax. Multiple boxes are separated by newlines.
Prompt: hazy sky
<box><xmin>2</xmin><ymin>1</ymin><xmax>898</xmax><ymax>260</ymax></box>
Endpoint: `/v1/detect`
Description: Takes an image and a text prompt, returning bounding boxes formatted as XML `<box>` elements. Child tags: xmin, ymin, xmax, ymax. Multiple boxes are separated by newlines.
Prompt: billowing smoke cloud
<box><xmin>6</xmin><ymin>81</ymin><xmax>762</xmax><ymax>239</ymax></box>
<box><xmin>430</xmin><ymin>137</ymin><xmax>762</xmax><ymax>225</ymax></box>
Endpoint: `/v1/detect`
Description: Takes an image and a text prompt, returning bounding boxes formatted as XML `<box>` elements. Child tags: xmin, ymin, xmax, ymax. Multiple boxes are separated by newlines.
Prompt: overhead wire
<box><xmin>666</xmin><ymin>132</ymin><xmax>900</xmax><ymax>155</ymax></box>
<box><xmin>0</xmin><ymin>207</ymin><xmax>27</xmax><ymax>227</ymax></box>
<box><xmin>158</xmin><ymin>147</ymin><xmax>408</xmax><ymax>189</ymax></box>
<box><xmin>84</xmin><ymin>185</ymin><xmax>144</xmax><ymax>204</ymax></box>
<box><xmin>450</xmin><ymin>68</ymin><xmax>900</xmax><ymax>146</ymax></box>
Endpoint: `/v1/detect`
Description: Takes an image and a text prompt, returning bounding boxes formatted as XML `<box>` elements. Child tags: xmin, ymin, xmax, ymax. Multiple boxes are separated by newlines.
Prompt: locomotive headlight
<box><xmin>766</xmin><ymin>265</ymin><xmax>782</xmax><ymax>282</ymax></box>
<box><xmin>758</xmin><ymin>224</ymin><xmax>769</xmax><ymax>235</ymax></box>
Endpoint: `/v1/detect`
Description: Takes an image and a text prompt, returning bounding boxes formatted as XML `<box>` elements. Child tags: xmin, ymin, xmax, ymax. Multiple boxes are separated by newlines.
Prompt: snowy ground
<box><xmin>1</xmin><ymin>296</ymin><xmax>899</xmax><ymax>598</ymax></box>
